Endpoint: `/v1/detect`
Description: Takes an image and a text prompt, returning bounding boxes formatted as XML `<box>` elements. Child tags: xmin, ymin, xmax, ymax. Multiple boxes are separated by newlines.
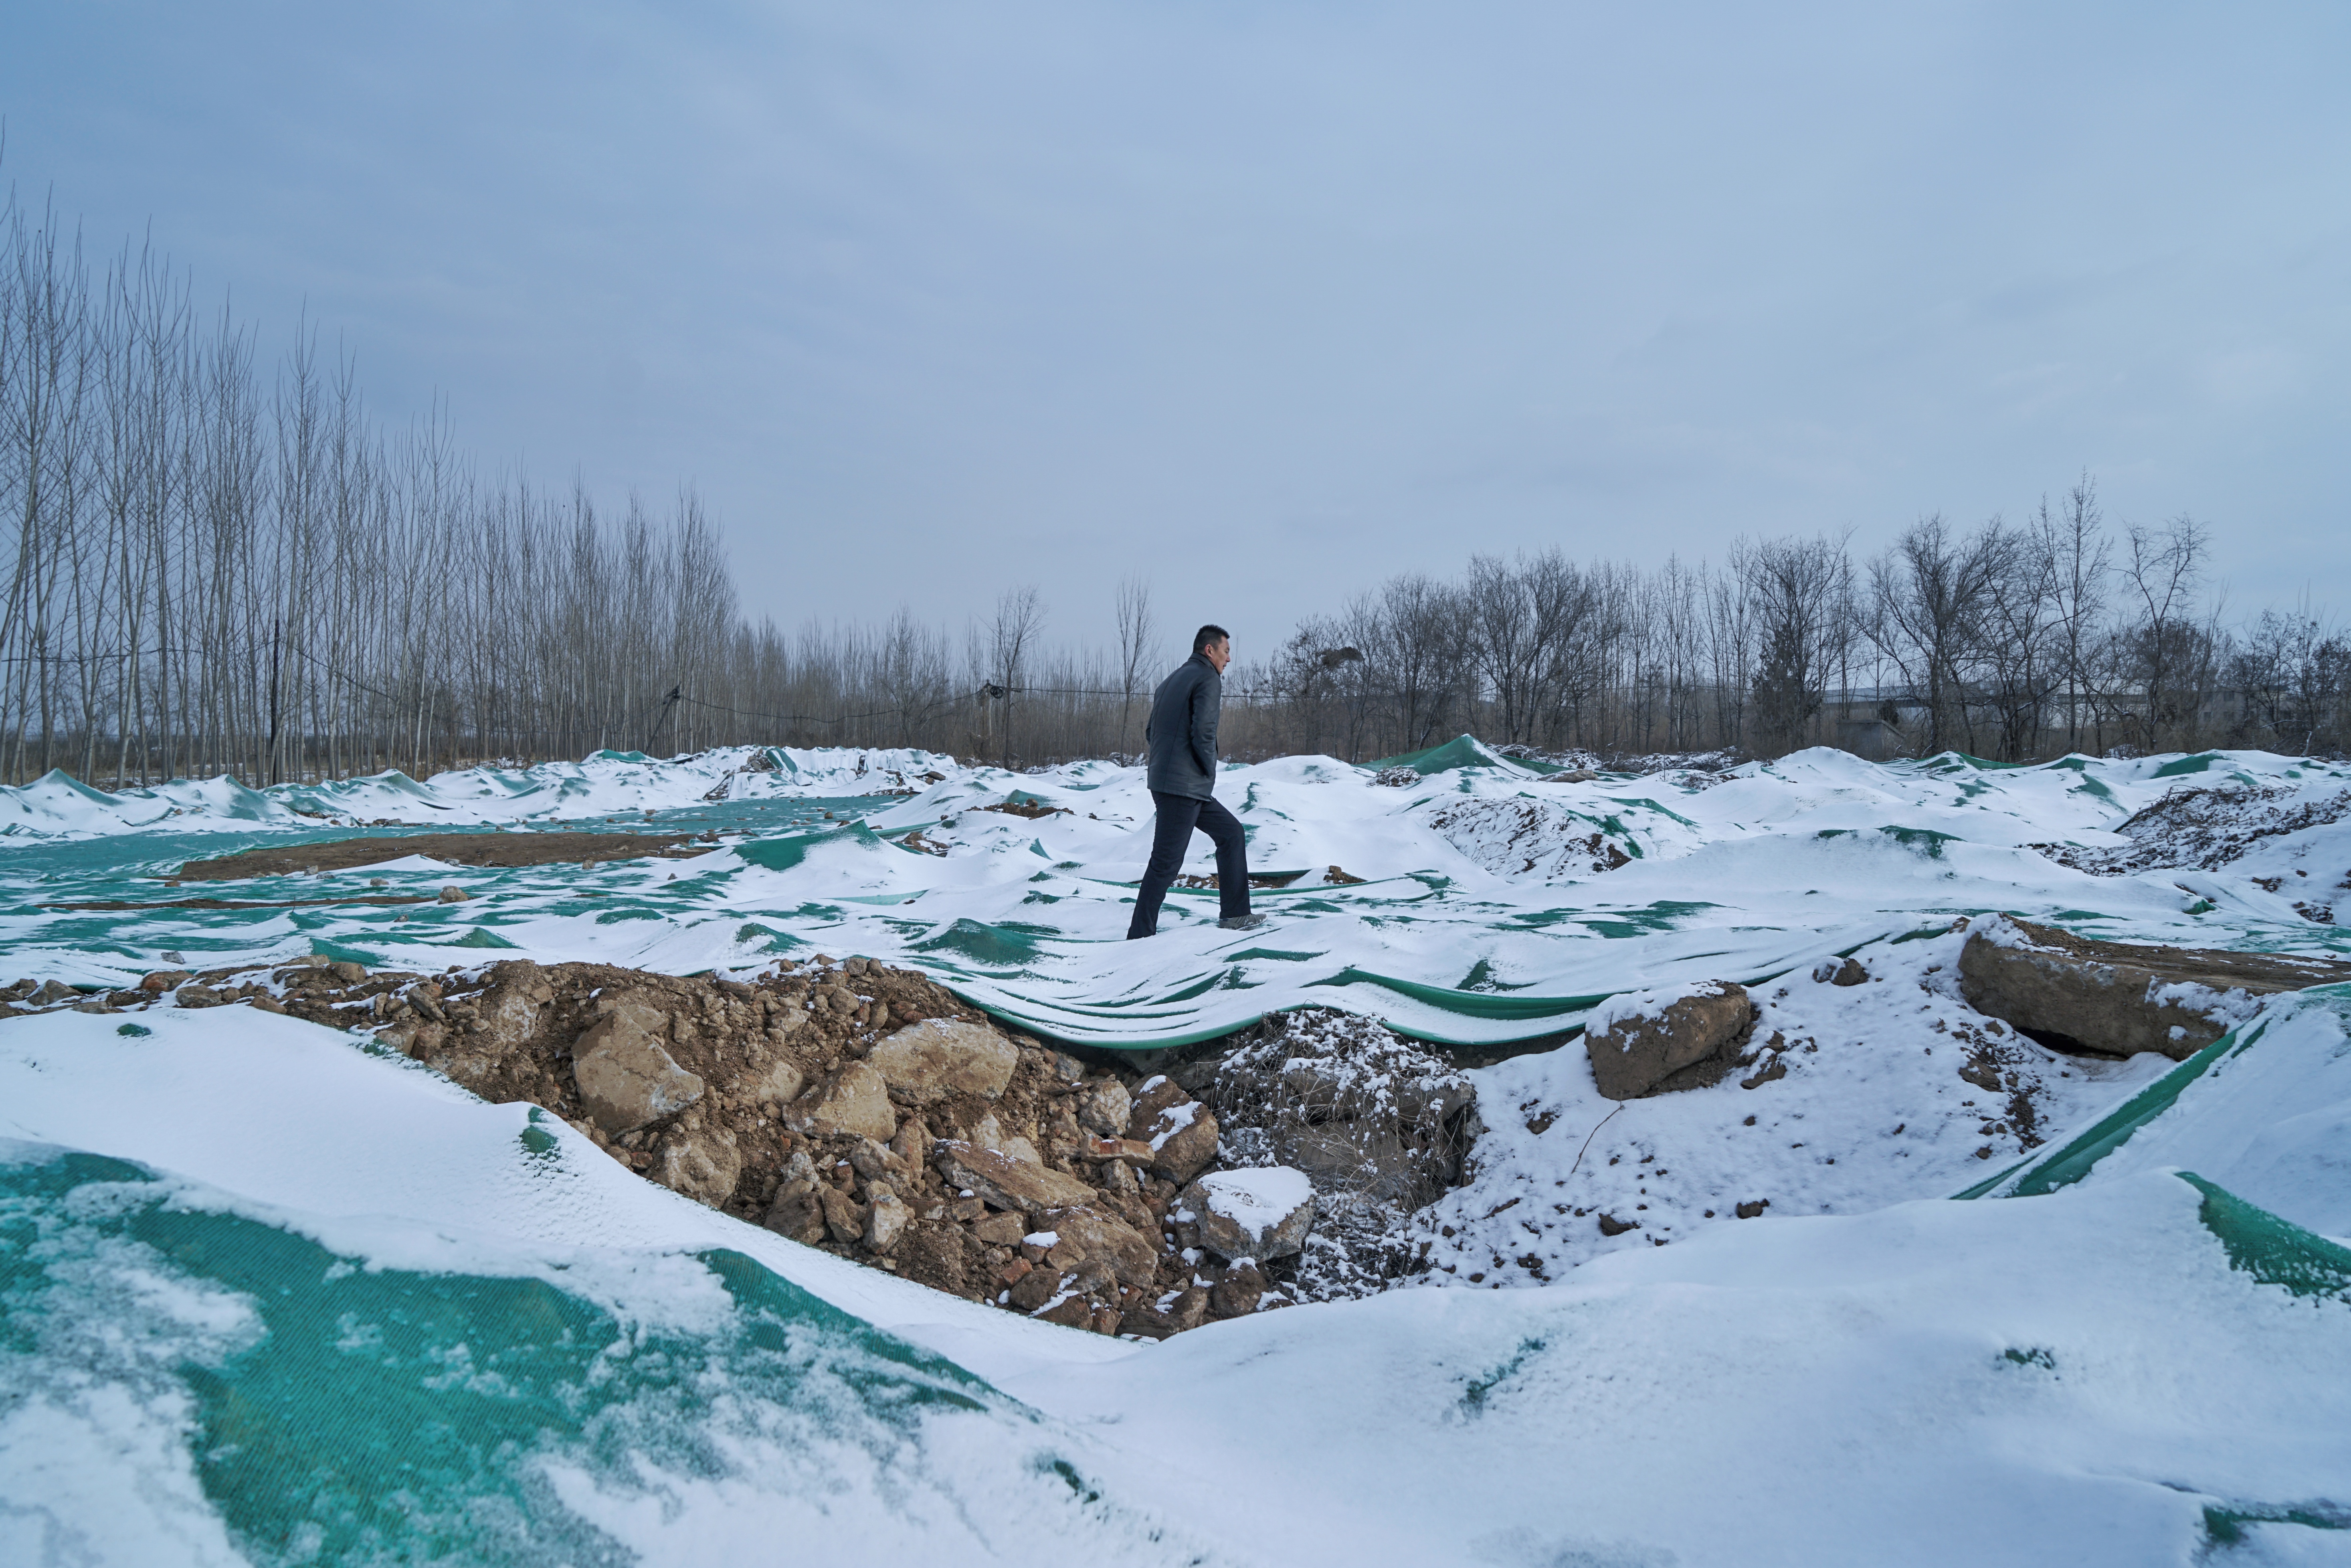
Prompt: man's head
<box><xmin>1193</xmin><ymin>624</ymin><xmax>1232</xmax><ymax>672</ymax></box>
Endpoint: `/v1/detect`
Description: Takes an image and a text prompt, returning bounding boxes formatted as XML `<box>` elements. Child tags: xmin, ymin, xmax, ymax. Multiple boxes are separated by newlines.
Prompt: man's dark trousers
<box><xmin>1127</xmin><ymin>792</ymin><xmax>1250</xmax><ymax>937</ymax></box>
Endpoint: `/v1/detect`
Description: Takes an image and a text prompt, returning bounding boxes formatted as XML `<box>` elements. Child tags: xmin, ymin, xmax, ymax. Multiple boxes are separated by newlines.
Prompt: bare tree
<box><xmin>1864</xmin><ymin>514</ymin><xmax>2015</xmax><ymax>755</ymax></box>
<box><xmin>2114</xmin><ymin>515</ymin><xmax>2218</xmax><ymax>751</ymax></box>
<box><xmin>1739</xmin><ymin>533</ymin><xmax>1850</xmax><ymax>757</ymax></box>
<box><xmin>1114</xmin><ymin>573</ymin><xmax>1156</xmax><ymax>755</ymax></box>
<box><xmin>989</xmin><ymin>584</ymin><xmax>1045</xmax><ymax>765</ymax></box>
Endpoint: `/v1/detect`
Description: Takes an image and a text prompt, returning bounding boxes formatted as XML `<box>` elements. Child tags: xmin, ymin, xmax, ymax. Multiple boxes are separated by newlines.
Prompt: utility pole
<box><xmin>266</xmin><ymin>618</ymin><xmax>283</xmax><ymax>785</ymax></box>
<box><xmin>647</xmin><ymin>685</ymin><xmax>682</xmax><ymax>756</ymax></box>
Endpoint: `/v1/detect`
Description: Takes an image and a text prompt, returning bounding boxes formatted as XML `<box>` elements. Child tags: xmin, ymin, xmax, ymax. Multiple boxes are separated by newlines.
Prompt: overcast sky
<box><xmin>8</xmin><ymin>2</ymin><xmax>2346</xmax><ymax>660</ymax></box>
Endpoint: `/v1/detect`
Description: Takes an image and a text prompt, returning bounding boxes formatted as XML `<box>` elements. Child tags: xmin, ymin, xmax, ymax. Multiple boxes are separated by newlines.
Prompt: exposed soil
<box><xmin>1984</xmin><ymin>915</ymin><xmax>2351</xmax><ymax>994</ymax></box>
<box><xmin>2034</xmin><ymin>783</ymin><xmax>2351</xmax><ymax>879</ymax></box>
<box><xmin>11</xmin><ymin>953</ymin><xmax>1265</xmax><ymax>1340</ymax></box>
<box><xmin>42</xmin><ymin>894</ymin><xmax>431</xmax><ymax>911</ymax></box>
<box><xmin>175</xmin><ymin>830</ymin><xmax>710</xmax><ymax>881</ymax></box>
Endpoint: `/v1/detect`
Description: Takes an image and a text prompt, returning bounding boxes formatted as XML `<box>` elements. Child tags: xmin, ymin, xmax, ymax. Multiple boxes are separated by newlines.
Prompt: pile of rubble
<box><xmin>1194</xmin><ymin>1008</ymin><xmax>1483</xmax><ymax>1301</ymax></box>
<box><xmin>2</xmin><ymin>953</ymin><xmax>1327</xmax><ymax>1339</ymax></box>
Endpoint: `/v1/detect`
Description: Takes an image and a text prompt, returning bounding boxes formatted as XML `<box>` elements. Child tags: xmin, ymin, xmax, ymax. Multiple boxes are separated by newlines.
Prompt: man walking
<box><xmin>1128</xmin><ymin>624</ymin><xmax>1266</xmax><ymax>938</ymax></box>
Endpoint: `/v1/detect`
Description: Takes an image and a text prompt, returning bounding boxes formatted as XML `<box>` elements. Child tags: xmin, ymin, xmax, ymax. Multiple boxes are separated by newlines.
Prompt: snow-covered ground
<box><xmin>6</xmin><ymin>742</ymin><xmax>2346</xmax><ymax>1045</ymax></box>
<box><xmin>6</xmin><ymin>740</ymin><xmax>2351</xmax><ymax>1562</ymax></box>
<box><xmin>7</xmin><ymin>992</ymin><xmax>2350</xmax><ymax>1565</ymax></box>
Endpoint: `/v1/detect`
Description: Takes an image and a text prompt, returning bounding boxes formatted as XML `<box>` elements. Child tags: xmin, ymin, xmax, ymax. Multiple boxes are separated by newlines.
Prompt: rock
<box><xmin>1957</xmin><ymin>914</ymin><xmax>2351</xmax><ymax>1060</ymax></box>
<box><xmin>1126</xmin><ymin>1080</ymin><xmax>1219</xmax><ymax>1183</ymax></box>
<box><xmin>933</xmin><ymin>1140</ymin><xmax>1098</xmax><ymax>1216</ymax></box>
<box><xmin>847</xmin><ymin>1137</ymin><xmax>902</xmax><ymax>1180</ymax></box>
<box><xmin>791</xmin><ymin>1061</ymin><xmax>898</xmax><ymax>1142</ymax></box>
<box><xmin>29</xmin><ymin>980</ymin><xmax>76</xmax><ymax>1006</ymax></box>
<box><xmin>1077</xmin><ymin>1079</ymin><xmax>1132</xmax><ymax>1137</ymax></box>
<box><xmin>1273</xmin><ymin>1121</ymin><xmax>1421</xmax><ymax>1205</ymax></box>
<box><xmin>771</xmin><ymin>1194</ymin><xmax>827</xmax><ymax>1241</ymax></box>
<box><xmin>1036</xmin><ymin>1204</ymin><xmax>1160</xmax><ymax>1290</ymax></box>
<box><xmin>653</xmin><ymin>1127</ymin><xmax>743</xmax><ymax>1207</ymax></box>
<box><xmin>971</xmin><ymin>1111</ymin><xmax>1045</xmax><ymax>1167</ymax></box>
<box><xmin>753</xmin><ymin>1056</ymin><xmax>807</xmax><ymax>1105</ymax></box>
<box><xmin>139</xmin><ymin>970</ymin><xmax>190</xmax><ymax>993</ymax></box>
<box><xmin>762</xmin><ymin>1154</ymin><xmax>829</xmax><ymax>1244</ymax></box>
<box><xmin>819</xmin><ymin>1185</ymin><xmax>870</xmax><ymax>1245</ymax></box>
<box><xmin>438</xmin><ymin>886</ymin><xmax>470</xmax><ymax>903</ymax></box>
<box><xmin>1209</xmin><ymin>1261</ymin><xmax>1266</xmax><ymax>1318</ymax></box>
<box><xmin>1735</xmin><ymin>1199</ymin><xmax>1769</xmax><ymax>1220</ymax></box>
<box><xmin>888</xmin><ymin>1115</ymin><xmax>933</xmax><ymax>1169</ymax></box>
<box><xmin>1815</xmin><ymin>949</ymin><xmax>1871</xmax><ymax>987</ymax></box>
<box><xmin>1177</xmin><ymin>1168</ymin><xmax>1316</xmax><ymax>1262</ymax></box>
<box><xmin>865</xmin><ymin>1018</ymin><xmax>1019</xmax><ymax>1104</ymax></box>
<box><xmin>329</xmin><ymin>960</ymin><xmax>368</xmax><ymax>983</ymax></box>
<box><xmin>1583</xmin><ymin>980</ymin><xmax>1754</xmax><ymax>1099</ymax></box>
<box><xmin>867</xmin><ymin>1192</ymin><xmax>914</xmax><ymax>1254</ymax></box>
<box><xmin>1033</xmin><ymin>1293</ymin><xmax>1094</xmax><ymax>1329</ymax></box>
<box><xmin>572</xmin><ymin>999</ymin><xmax>706</xmax><ymax>1135</ymax></box>
<box><xmin>472</xmin><ymin>960</ymin><xmax>548</xmax><ymax>1057</ymax></box>
<box><xmin>1084</xmin><ymin>1135</ymin><xmax>1159</xmax><ymax>1166</ymax></box>
<box><xmin>1596</xmin><ymin>1212</ymin><xmax>1639</xmax><ymax>1236</ymax></box>
<box><xmin>972</xmin><ymin>1210</ymin><xmax>1028</xmax><ymax>1246</ymax></box>
<box><xmin>1008</xmin><ymin>1266</ymin><xmax>1063</xmax><ymax>1311</ymax></box>
<box><xmin>1167</xmin><ymin>1286</ymin><xmax>1210</xmax><ymax>1331</ymax></box>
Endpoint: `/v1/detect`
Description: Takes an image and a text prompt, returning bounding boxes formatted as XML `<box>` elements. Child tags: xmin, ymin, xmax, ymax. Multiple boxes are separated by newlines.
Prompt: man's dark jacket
<box><xmin>1144</xmin><ymin>653</ymin><xmax>1221</xmax><ymax>799</ymax></box>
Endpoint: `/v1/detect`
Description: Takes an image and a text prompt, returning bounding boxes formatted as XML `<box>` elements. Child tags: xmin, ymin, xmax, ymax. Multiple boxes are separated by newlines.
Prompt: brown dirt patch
<box><xmin>176</xmin><ymin>830</ymin><xmax>708</xmax><ymax>881</ymax></box>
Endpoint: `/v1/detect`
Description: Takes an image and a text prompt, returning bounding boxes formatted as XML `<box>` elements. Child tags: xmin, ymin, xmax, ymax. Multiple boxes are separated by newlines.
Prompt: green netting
<box><xmin>0</xmin><ymin>1141</ymin><xmax>1011</xmax><ymax>1566</ymax></box>
<box><xmin>1951</xmin><ymin>1024</ymin><xmax>2261</xmax><ymax>1200</ymax></box>
<box><xmin>738</xmin><ymin>822</ymin><xmax>888</xmax><ymax>871</ymax></box>
<box><xmin>1302</xmin><ymin>966</ymin><xmax>1610</xmax><ymax>1022</ymax></box>
<box><xmin>2202</xmin><ymin>1503</ymin><xmax>2351</xmax><ymax>1549</ymax></box>
<box><xmin>1367</xmin><ymin>734</ymin><xmax>1555</xmax><ymax>775</ymax></box>
<box><xmin>2177</xmin><ymin>1172</ymin><xmax>2351</xmax><ymax>1303</ymax></box>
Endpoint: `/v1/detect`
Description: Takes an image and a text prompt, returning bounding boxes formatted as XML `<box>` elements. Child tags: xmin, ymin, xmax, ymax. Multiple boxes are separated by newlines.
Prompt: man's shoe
<box><xmin>1217</xmin><ymin>913</ymin><xmax>1268</xmax><ymax>931</ymax></box>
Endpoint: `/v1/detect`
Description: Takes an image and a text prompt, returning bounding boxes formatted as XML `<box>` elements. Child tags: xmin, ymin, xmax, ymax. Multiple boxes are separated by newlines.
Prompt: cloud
<box><xmin>6</xmin><ymin>0</ymin><xmax>2348</xmax><ymax>645</ymax></box>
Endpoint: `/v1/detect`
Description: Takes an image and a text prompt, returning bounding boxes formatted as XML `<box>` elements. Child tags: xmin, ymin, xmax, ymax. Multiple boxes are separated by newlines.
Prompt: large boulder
<box><xmin>1583</xmin><ymin>980</ymin><xmax>1754</xmax><ymax>1099</ymax></box>
<box><xmin>865</xmin><ymin>1018</ymin><xmax>1018</xmax><ymax>1105</ymax></box>
<box><xmin>1958</xmin><ymin>914</ymin><xmax>2351</xmax><ymax>1060</ymax></box>
<box><xmin>790</xmin><ymin>1061</ymin><xmax>898</xmax><ymax>1142</ymax></box>
<box><xmin>1178</xmin><ymin>1167</ymin><xmax>1316</xmax><ymax>1262</ymax></box>
<box><xmin>934</xmin><ymin>1139</ymin><xmax>1099</xmax><ymax>1216</ymax></box>
<box><xmin>1127</xmin><ymin>1079</ymin><xmax>1220</xmax><ymax>1183</ymax></box>
<box><xmin>572</xmin><ymin>997</ymin><xmax>705</xmax><ymax>1135</ymax></box>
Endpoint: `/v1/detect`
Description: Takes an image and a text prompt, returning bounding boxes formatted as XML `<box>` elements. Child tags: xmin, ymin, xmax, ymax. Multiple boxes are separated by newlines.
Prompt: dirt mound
<box><xmin>2036</xmin><ymin>783</ymin><xmax>2351</xmax><ymax>879</ymax></box>
<box><xmin>1200</xmin><ymin>1009</ymin><xmax>1482</xmax><ymax>1302</ymax></box>
<box><xmin>176</xmin><ymin>830</ymin><xmax>708</xmax><ymax>881</ymax></box>
<box><xmin>32</xmin><ymin>952</ymin><xmax>1272</xmax><ymax>1339</ymax></box>
<box><xmin>1421</xmin><ymin>796</ymin><xmax>1633</xmax><ymax>880</ymax></box>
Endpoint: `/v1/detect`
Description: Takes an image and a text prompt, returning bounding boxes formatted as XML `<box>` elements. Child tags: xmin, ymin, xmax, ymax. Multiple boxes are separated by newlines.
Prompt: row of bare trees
<box><xmin>1244</xmin><ymin>484</ymin><xmax>2341</xmax><ymax>766</ymax></box>
<box><xmin>8</xmin><ymin>179</ymin><xmax>2344</xmax><ymax>787</ymax></box>
<box><xmin>0</xmin><ymin>188</ymin><xmax>759</xmax><ymax>787</ymax></box>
